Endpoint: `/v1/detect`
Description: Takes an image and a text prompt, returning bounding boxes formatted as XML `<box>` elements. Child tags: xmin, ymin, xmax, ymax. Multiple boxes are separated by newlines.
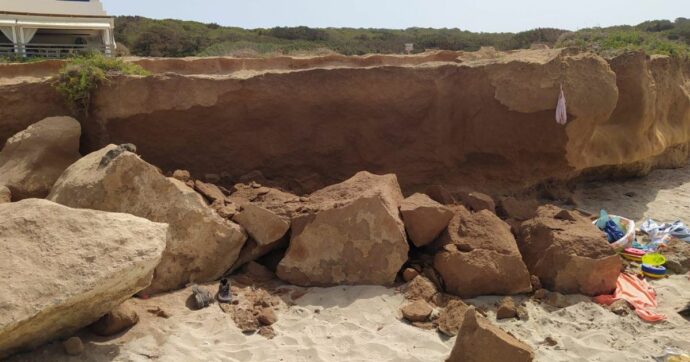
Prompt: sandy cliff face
<box><xmin>1</xmin><ymin>49</ymin><xmax>689</xmax><ymax>194</ymax></box>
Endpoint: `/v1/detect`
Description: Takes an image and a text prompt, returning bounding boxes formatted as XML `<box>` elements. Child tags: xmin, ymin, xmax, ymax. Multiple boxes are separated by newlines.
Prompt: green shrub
<box><xmin>54</xmin><ymin>53</ymin><xmax>149</xmax><ymax>114</ymax></box>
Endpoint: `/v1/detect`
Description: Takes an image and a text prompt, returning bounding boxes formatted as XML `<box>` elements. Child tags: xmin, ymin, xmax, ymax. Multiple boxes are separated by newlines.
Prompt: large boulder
<box><xmin>517</xmin><ymin>205</ymin><xmax>621</xmax><ymax>296</ymax></box>
<box><xmin>0</xmin><ymin>199</ymin><xmax>166</xmax><ymax>358</ymax></box>
<box><xmin>447</xmin><ymin>307</ymin><xmax>534</xmax><ymax>362</ymax></box>
<box><xmin>277</xmin><ymin>171</ymin><xmax>409</xmax><ymax>286</ymax></box>
<box><xmin>48</xmin><ymin>145</ymin><xmax>247</xmax><ymax>294</ymax></box>
<box><xmin>433</xmin><ymin>206</ymin><xmax>532</xmax><ymax>298</ymax></box>
<box><xmin>400</xmin><ymin>193</ymin><xmax>453</xmax><ymax>247</ymax></box>
<box><xmin>0</xmin><ymin>116</ymin><xmax>81</xmax><ymax>200</ymax></box>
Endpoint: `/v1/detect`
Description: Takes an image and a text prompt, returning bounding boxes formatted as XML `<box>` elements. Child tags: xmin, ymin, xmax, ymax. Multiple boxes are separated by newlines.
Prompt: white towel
<box><xmin>556</xmin><ymin>85</ymin><xmax>567</xmax><ymax>125</ymax></box>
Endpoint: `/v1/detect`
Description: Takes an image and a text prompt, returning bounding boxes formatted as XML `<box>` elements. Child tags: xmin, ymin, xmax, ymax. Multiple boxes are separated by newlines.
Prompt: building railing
<box><xmin>0</xmin><ymin>42</ymin><xmax>110</xmax><ymax>58</ymax></box>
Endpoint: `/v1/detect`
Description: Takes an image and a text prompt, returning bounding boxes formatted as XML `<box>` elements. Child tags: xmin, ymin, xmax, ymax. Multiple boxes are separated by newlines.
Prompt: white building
<box><xmin>0</xmin><ymin>0</ymin><xmax>115</xmax><ymax>58</ymax></box>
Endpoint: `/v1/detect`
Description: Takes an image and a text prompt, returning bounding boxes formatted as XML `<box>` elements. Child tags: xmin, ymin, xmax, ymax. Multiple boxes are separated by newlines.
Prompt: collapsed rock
<box><xmin>400</xmin><ymin>193</ymin><xmax>453</xmax><ymax>247</ymax></box>
<box><xmin>0</xmin><ymin>199</ymin><xmax>166</xmax><ymax>358</ymax></box>
<box><xmin>0</xmin><ymin>116</ymin><xmax>81</xmax><ymax>200</ymax></box>
<box><xmin>277</xmin><ymin>171</ymin><xmax>409</xmax><ymax>286</ymax></box>
<box><xmin>194</xmin><ymin>180</ymin><xmax>225</xmax><ymax>204</ymax></box>
<box><xmin>402</xmin><ymin>268</ymin><xmax>420</xmax><ymax>282</ymax></box>
<box><xmin>401</xmin><ymin>300</ymin><xmax>433</xmax><ymax>322</ymax></box>
<box><xmin>437</xmin><ymin>299</ymin><xmax>470</xmax><ymax>337</ymax></box>
<box><xmin>233</xmin><ymin>204</ymin><xmax>290</xmax><ymax>247</ymax></box>
<box><xmin>90</xmin><ymin>300</ymin><xmax>139</xmax><ymax>336</ymax></box>
<box><xmin>404</xmin><ymin>275</ymin><xmax>438</xmax><ymax>302</ymax></box>
<box><xmin>48</xmin><ymin>145</ymin><xmax>247</xmax><ymax>294</ymax></box>
<box><xmin>228</xmin><ymin>184</ymin><xmax>303</xmax><ymax>272</ymax></box>
<box><xmin>446</xmin><ymin>307</ymin><xmax>534</xmax><ymax>362</ymax></box>
<box><xmin>518</xmin><ymin>205</ymin><xmax>621</xmax><ymax>296</ymax></box>
<box><xmin>433</xmin><ymin>206</ymin><xmax>532</xmax><ymax>298</ymax></box>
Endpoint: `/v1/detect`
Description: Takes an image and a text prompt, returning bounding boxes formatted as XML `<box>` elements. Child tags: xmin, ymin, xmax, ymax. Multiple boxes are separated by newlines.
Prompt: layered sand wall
<box><xmin>1</xmin><ymin>49</ymin><xmax>689</xmax><ymax>194</ymax></box>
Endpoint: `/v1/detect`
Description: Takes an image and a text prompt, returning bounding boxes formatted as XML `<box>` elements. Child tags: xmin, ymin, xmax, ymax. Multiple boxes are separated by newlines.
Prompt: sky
<box><xmin>102</xmin><ymin>0</ymin><xmax>689</xmax><ymax>33</ymax></box>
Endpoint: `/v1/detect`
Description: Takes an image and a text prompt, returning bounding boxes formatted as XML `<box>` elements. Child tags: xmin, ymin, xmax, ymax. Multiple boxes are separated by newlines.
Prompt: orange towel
<box><xmin>593</xmin><ymin>272</ymin><xmax>666</xmax><ymax>322</ymax></box>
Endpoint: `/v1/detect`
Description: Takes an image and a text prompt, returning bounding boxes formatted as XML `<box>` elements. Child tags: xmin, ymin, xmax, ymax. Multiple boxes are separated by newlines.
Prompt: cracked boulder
<box><xmin>433</xmin><ymin>206</ymin><xmax>532</xmax><ymax>298</ymax></box>
<box><xmin>48</xmin><ymin>144</ymin><xmax>247</xmax><ymax>294</ymax></box>
<box><xmin>517</xmin><ymin>205</ymin><xmax>621</xmax><ymax>296</ymax></box>
<box><xmin>277</xmin><ymin>171</ymin><xmax>408</xmax><ymax>286</ymax></box>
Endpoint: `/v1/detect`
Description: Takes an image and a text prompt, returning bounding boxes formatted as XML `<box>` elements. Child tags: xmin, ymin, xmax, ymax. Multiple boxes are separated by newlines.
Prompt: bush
<box><xmin>53</xmin><ymin>53</ymin><xmax>149</xmax><ymax>114</ymax></box>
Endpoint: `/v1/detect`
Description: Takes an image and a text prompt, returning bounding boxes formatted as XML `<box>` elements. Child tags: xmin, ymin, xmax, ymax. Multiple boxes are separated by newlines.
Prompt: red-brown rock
<box><xmin>459</xmin><ymin>192</ymin><xmax>496</xmax><ymax>213</ymax></box>
<box><xmin>400</xmin><ymin>193</ymin><xmax>453</xmax><ymax>247</ymax></box>
<box><xmin>447</xmin><ymin>307</ymin><xmax>534</xmax><ymax>362</ymax></box>
<box><xmin>518</xmin><ymin>205</ymin><xmax>621</xmax><ymax>296</ymax></box>
<box><xmin>433</xmin><ymin>206</ymin><xmax>532</xmax><ymax>298</ymax></box>
<box><xmin>277</xmin><ymin>172</ymin><xmax>408</xmax><ymax>286</ymax></box>
<box><xmin>401</xmin><ymin>300</ymin><xmax>433</xmax><ymax>322</ymax></box>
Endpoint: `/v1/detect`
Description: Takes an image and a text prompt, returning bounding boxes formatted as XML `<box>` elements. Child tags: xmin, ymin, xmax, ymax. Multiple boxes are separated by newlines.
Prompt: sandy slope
<box><xmin>9</xmin><ymin>164</ymin><xmax>690</xmax><ymax>362</ymax></box>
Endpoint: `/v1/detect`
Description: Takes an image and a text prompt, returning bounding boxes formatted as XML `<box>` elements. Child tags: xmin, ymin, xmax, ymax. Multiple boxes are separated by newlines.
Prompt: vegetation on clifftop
<box><xmin>53</xmin><ymin>53</ymin><xmax>149</xmax><ymax>114</ymax></box>
<box><xmin>114</xmin><ymin>16</ymin><xmax>690</xmax><ymax>58</ymax></box>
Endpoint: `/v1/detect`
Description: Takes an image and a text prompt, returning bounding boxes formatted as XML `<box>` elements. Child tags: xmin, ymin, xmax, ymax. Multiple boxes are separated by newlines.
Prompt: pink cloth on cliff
<box><xmin>593</xmin><ymin>272</ymin><xmax>666</xmax><ymax>322</ymax></box>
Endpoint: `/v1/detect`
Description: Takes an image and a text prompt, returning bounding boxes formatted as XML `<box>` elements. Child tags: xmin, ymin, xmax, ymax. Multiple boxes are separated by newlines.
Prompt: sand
<box><xmin>9</xmin><ymin>164</ymin><xmax>690</xmax><ymax>362</ymax></box>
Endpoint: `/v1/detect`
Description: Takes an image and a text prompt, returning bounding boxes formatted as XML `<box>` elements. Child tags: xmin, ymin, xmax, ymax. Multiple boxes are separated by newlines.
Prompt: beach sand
<box><xmin>9</xmin><ymin>164</ymin><xmax>690</xmax><ymax>362</ymax></box>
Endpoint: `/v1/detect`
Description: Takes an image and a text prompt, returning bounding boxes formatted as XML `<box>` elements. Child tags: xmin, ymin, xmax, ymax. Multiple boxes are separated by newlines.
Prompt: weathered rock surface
<box><xmin>277</xmin><ymin>171</ymin><xmax>409</xmax><ymax>286</ymax></box>
<box><xmin>458</xmin><ymin>191</ymin><xmax>496</xmax><ymax>213</ymax></box>
<box><xmin>48</xmin><ymin>145</ymin><xmax>247</xmax><ymax>294</ymax></box>
<box><xmin>496</xmin><ymin>297</ymin><xmax>518</xmax><ymax>320</ymax></box>
<box><xmin>518</xmin><ymin>205</ymin><xmax>621</xmax><ymax>296</ymax></box>
<box><xmin>447</xmin><ymin>307</ymin><xmax>534</xmax><ymax>362</ymax></box>
<box><xmin>0</xmin><ymin>116</ymin><xmax>81</xmax><ymax>200</ymax></box>
<box><xmin>89</xmin><ymin>300</ymin><xmax>140</xmax><ymax>336</ymax></box>
<box><xmin>498</xmin><ymin>196</ymin><xmax>539</xmax><ymax>221</ymax></box>
<box><xmin>400</xmin><ymin>193</ymin><xmax>453</xmax><ymax>247</ymax></box>
<box><xmin>0</xmin><ymin>185</ymin><xmax>10</xmax><ymax>203</ymax></box>
<box><xmin>0</xmin><ymin>199</ymin><xmax>166</xmax><ymax>358</ymax></box>
<box><xmin>2</xmin><ymin>50</ymin><xmax>690</xmax><ymax>196</ymax></box>
<box><xmin>433</xmin><ymin>206</ymin><xmax>532</xmax><ymax>298</ymax></box>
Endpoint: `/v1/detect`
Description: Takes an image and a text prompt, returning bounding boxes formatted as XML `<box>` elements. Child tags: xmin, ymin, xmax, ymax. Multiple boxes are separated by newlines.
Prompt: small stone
<box><xmin>533</xmin><ymin>288</ymin><xmax>548</xmax><ymax>300</ymax></box>
<box><xmin>257</xmin><ymin>307</ymin><xmax>278</xmax><ymax>326</ymax></box>
<box><xmin>401</xmin><ymin>300</ymin><xmax>433</xmax><ymax>322</ymax></box>
<box><xmin>233</xmin><ymin>308</ymin><xmax>260</xmax><ymax>333</ymax></box>
<box><xmin>89</xmin><ymin>300</ymin><xmax>139</xmax><ymax>336</ymax></box>
<box><xmin>545</xmin><ymin>292</ymin><xmax>568</xmax><ymax>308</ymax></box>
<box><xmin>542</xmin><ymin>336</ymin><xmax>558</xmax><ymax>346</ymax></box>
<box><xmin>194</xmin><ymin>180</ymin><xmax>225</xmax><ymax>204</ymax></box>
<box><xmin>608</xmin><ymin>299</ymin><xmax>630</xmax><ymax>316</ymax></box>
<box><xmin>258</xmin><ymin>326</ymin><xmax>276</xmax><ymax>339</ymax></box>
<box><xmin>496</xmin><ymin>297</ymin><xmax>518</xmax><ymax>320</ymax></box>
<box><xmin>516</xmin><ymin>306</ymin><xmax>529</xmax><ymax>321</ymax></box>
<box><xmin>147</xmin><ymin>306</ymin><xmax>171</xmax><ymax>319</ymax></box>
<box><xmin>62</xmin><ymin>337</ymin><xmax>84</xmax><ymax>356</ymax></box>
<box><xmin>404</xmin><ymin>275</ymin><xmax>438</xmax><ymax>302</ymax></box>
<box><xmin>402</xmin><ymin>268</ymin><xmax>419</xmax><ymax>282</ymax></box>
<box><xmin>530</xmin><ymin>275</ymin><xmax>542</xmax><ymax>291</ymax></box>
<box><xmin>458</xmin><ymin>191</ymin><xmax>496</xmax><ymax>213</ymax></box>
<box><xmin>172</xmin><ymin>170</ymin><xmax>191</xmax><ymax>182</ymax></box>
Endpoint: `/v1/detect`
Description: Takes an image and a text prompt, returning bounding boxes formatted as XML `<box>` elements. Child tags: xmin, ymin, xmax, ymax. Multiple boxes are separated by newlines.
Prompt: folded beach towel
<box><xmin>594</xmin><ymin>272</ymin><xmax>666</xmax><ymax>322</ymax></box>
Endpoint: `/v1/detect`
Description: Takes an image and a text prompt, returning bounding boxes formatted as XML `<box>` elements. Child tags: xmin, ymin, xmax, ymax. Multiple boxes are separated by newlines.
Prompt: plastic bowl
<box><xmin>641</xmin><ymin>253</ymin><xmax>666</xmax><ymax>267</ymax></box>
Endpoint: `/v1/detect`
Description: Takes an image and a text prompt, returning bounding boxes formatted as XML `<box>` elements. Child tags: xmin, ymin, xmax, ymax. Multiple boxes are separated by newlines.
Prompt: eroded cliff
<box><xmin>1</xmin><ymin>49</ymin><xmax>689</xmax><ymax>194</ymax></box>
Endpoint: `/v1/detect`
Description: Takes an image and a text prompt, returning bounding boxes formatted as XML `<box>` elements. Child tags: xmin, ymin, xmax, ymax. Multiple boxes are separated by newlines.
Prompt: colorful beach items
<box><xmin>622</xmin><ymin>248</ymin><xmax>646</xmax><ymax>262</ymax></box>
<box><xmin>641</xmin><ymin>264</ymin><xmax>667</xmax><ymax>279</ymax></box>
<box><xmin>594</xmin><ymin>273</ymin><xmax>666</xmax><ymax>322</ymax></box>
